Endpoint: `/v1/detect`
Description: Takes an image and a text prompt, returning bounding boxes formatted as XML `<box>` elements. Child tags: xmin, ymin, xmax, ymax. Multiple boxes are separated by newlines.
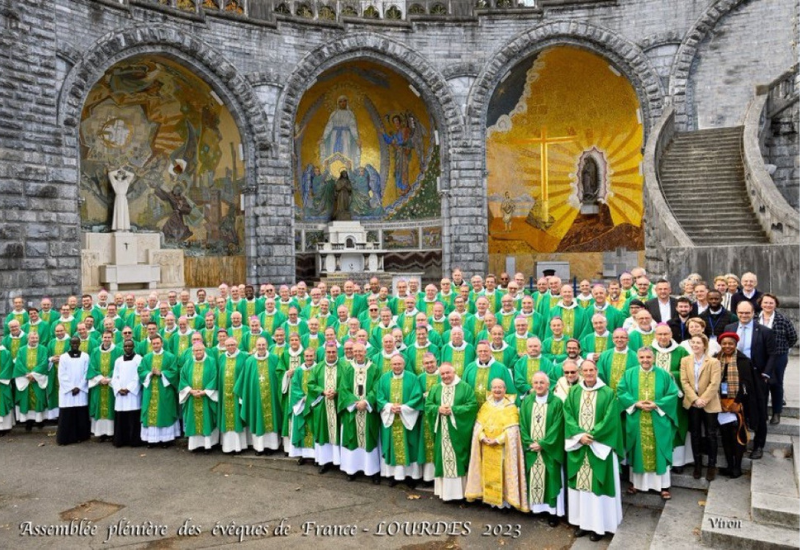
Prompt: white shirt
<box><xmin>58</xmin><ymin>352</ymin><xmax>89</xmax><ymax>408</ymax></box>
<box><xmin>112</xmin><ymin>355</ymin><xmax>142</xmax><ymax>411</ymax></box>
<box><xmin>658</xmin><ymin>300</ymin><xmax>672</xmax><ymax>322</ymax></box>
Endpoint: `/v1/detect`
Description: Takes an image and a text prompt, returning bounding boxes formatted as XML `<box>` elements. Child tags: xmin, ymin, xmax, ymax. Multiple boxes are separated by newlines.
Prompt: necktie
<box><xmin>737</xmin><ymin>325</ymin><xmax>747</xmax><ymax>352</ymax></box>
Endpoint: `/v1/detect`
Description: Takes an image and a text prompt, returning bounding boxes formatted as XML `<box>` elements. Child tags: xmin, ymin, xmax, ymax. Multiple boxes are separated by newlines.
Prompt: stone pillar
<box><xmin>0</xmin><ymin>1</ymin><xmax>79</xmax><ymax>322</ymax></box>
<box><xmin>445</xmin><ymin>144</ymin><xmax>488</xmax><ymax>277</ymax></box>
<box><xmin>251</xmin><ymin>158</ymin><xmax>296</xmax><ymax>284</ymax></box>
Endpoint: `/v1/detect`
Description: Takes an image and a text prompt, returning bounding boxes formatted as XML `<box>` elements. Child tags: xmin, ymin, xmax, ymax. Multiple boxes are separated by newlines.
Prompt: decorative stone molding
<box><xmin>742</xmin><ymin>93</ymin><xmax>800</xmax><ymax>243</ymax></box>
<box><xmin>668</xmin><ymin>0</ymin><xmax>747</xmax><ymax>130</ymax></box>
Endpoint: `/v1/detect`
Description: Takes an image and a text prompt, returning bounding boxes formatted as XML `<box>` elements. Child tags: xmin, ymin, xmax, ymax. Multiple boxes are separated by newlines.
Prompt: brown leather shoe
<box><xmin>706</xmin><ymin>466</ymin><xmax>717</xmax><ymax>481</ymax></box>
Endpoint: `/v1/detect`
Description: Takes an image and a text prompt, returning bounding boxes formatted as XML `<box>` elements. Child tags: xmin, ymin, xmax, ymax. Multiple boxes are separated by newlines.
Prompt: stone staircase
<box><xmin>604</xmin><ymin>367</ymin><xmax>800</xmax><ymax>550</ymax></box>
<box><xmin>658</xmin><ymin>127</ymin><xmax>769</xmax><ymax>246</ymax></box>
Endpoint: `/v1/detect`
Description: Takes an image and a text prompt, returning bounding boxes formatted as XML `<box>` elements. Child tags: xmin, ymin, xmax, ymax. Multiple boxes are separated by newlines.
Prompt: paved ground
<box><xmin>0</xmin><ymin>431</ymin><xmax>576</xmax><ymax>550</ymax></box>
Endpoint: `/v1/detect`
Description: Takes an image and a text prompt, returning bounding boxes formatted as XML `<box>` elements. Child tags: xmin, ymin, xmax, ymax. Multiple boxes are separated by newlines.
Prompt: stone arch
<box><xmin>467</xmin><ymin>20</ymin><xmax>665</xmax><ymax>141</ymax></box>
<box><xmin>668</xmin><ymin>0</ymin><xmax>747</xmax><ymax>130</ymax></box>
<box><xmin>58</xmin><ymin>23</ymin><xmax>279</xmax><ymax>284</ymax></box>
<box><xmin>273</xmin><ymin>32</ymin><xmax>468</xmax><ymax>276</ymax></box>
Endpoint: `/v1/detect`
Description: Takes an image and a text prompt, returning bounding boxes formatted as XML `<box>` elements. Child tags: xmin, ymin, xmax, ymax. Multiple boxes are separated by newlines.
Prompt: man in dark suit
<box><xmin>725</xmin><ymin>300</ymin><xmax>775</xmax><ymax>459</ymax></box>
<box><xmin>645</xmin><ymin>279</ymin><xmax>678</xmax><ymax>323</ymax></box>
<box><xmin>730</xmin><ymin>272</ymin><xmax>763</xmax><ymax>315</ymax></box>
<box><xmin>667</xmin><ymin>297</ymin><xmax>693</xmax><ymax>343</ymax></box>
<box><xmin>700</xmin><ymin>290</ymin><xmax>737</xmax><ymax>340</ymax></box>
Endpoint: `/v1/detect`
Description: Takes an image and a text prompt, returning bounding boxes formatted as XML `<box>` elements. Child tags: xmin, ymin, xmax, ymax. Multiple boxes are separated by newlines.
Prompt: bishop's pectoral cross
<box><xmin>511</xmin><ymin>127</ymin><xmax>576</xmax><ymax>221</ymax></box>
<box><xmin>259</xmin><ymin>375</ymin><xmax>266</xmax><ymax>384</ymax></box>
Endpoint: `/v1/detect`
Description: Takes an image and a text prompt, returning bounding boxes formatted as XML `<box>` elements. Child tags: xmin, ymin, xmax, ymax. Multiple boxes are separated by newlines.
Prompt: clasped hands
<box><xmin>635</xmin><ymin>400</ymin><xmax>657</xmax><ymax>411</ymax></box>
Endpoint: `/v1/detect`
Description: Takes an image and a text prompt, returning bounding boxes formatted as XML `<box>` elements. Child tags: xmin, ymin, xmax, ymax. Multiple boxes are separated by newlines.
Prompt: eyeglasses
<box><xmin>122</xmin><ymin>331</ymin><xmax>132</xmax><ymax>335</ymax></box>
<box><xmin>563</xmin><ymin>371</ymin><xmax>577</xmax><ymax>375</ymax></box>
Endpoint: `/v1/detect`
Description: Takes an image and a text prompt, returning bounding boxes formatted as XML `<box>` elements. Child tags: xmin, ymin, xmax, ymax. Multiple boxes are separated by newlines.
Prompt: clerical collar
<box><xmin>477</xmin><ymin>359</ymin><xmax>493</xmax><ymax>368</ymax></box>
<box><xmin>535</xmin><ymin>393</ymin><xmax>548</xmax><ymax>404</ymax></box>
<box><xmin>123</xmin><ymin>351</ymin><xmax>136</xmax><ymax>360</ymax></box>
<box><xmin>450</xmin><ymin>341</ymin><xmax>466</xmax><ymax>351</ymax></box>
<box><xmin>614</xmin><ymin>348</ymin><xmax>628</xmax><ymax>354</ymax></box>
<box><xmin>152</xmin><ymin>350</ymin><xmax>163</xmax><ymax>355</ymax></box>
<box><xmin>594</xmin><ymin>304</ymin><xmax>607</xmax><ymax>311</ymax></box>
<box><xmin>392</xmin><ymin>372</ymin><xmax>404</xmax><ymax>379</ymax></box>
<box><xmin>101</xmin><ymin>344</ymin><xmax>113</xmax><ymax>351</ymax></box>
<box><xmin>557</xmin><ymin>301</ymin><xmax>576</xmax><ymax>309</ymax></box>
<box><xmin>250</xmin><ymin>330</ymin><xmax>261</xmax><ymax>336</ymax></box>
<box><xmin>491</xmin><ymin>342</ymin><xmax>505</xmax><ymax>350</ymax></box>
<box><xmin>353</xmin><ymin>362</ymin><xmax>366</xmax><ymax>368</ymax></box>
<box><xmin>579</xmin><ymin>378</ymin><xmax>606</xmax><ymax>391</ymax></box>
<box><xmin>432</xmin><ymin>316</ymin><xmax>446</xmax><ymax>323</ymax></box>
<box><xmin>640</xmin><ymin>366</ymin><xmax>654</xmax><ymax>373</ymax></box>
<box><xmin>653</xmin><ymin>341</ymin><xmax>678</xmax><ymax>353</ymax></box>
<box><xmin>595</xmin><ymin>331</ymin><xmax>610</xmax><ymax>338</ymax></box>
<box><xmin>709</xmin><ymin>307</ymin><xmax>723</xmax><ymax>314</ymax></box>
<box><xmin>528</xmin><ymin>353</ymin><xmax>541</xmax><ymax>359</ymax></box>
<box><xmin>178</xmin><ymin>329</ymin><xmax>192</xmax><ymax>336</ymax></box>
<box><xmin>325</xmin><ymin>361</ymin><xmax>337</xmax><ymax>367</ymax></box>
<box><xmin>578</xmin><ymin>293</ymin><xmax>593</xmax><ymax>301</ymax></box>
<box><xmin>226</xmin><ymin>350</ymin><xmax>240</xmax><ymax>358</ymax></box>
<box><xmin>68</xmin><ymin>349</ymin><xmax>81</xmax><ymax>357</ymax></box>
<box><xmin>195</xmin><ymin>354</ymin><xmax>207</xmax><ymax>362</ymax></box>
<box><xmin>254</xmin><ymin>353</ymin><xmax>268</xmax><ymax>360</ymax></box>
<box><xmin>383</xmin><ymin>350</ymin><xmax>398</xmax><ymax>358</ymax></box>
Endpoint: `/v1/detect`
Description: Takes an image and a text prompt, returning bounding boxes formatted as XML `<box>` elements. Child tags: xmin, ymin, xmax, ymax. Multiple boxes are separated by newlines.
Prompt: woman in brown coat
<box><xmin>680</xmin><ymin>334</ymin><xmax>721</xmax><ymax>481</ymax></box>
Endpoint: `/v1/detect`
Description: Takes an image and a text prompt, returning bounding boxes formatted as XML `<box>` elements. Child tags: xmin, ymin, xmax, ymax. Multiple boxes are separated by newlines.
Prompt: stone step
<box><xmin>606</xmin><ymin>505</ymin><xmax>661</xmax><ymax>550</ymax></box>
<box><xmin>751</xmin><ymin>453</ymin><xmax>799</xmax><ymax>529</ymax></box>
<box><xmin>649</xmin><ymin>487</ymin><xmax>705</xmax><ymax>549</ymax></box>
<box><xmin>793</xmin><ymin>437</ymin><xmax>800</xmax><ymax>489</ymax></box>
<box><xmin>769</xmin><ymin>416</ymin><xmax>800</xmax><ymax>438</ymax></box>
<box><xmin>701</xmin><ymin>475</ymin><xmax>799</xmax><ymax>550</ymax></box>
<box><xmin>763</xmin><ymin>433</ymin><xmax>795</xmax><ymax>456</ymax></box>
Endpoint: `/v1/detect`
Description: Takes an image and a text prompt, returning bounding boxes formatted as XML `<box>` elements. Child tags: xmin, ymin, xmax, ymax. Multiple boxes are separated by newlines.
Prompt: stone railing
<box><xmin>761</xmin><ymin>65</ymin><xmax>798</xmax><ymax>120</ymax></box>
<box><xmin>119</xmin><ymin>0</ymin><xmax>611</xmax><ymax>23</ymax></box>
<box><xmin>642</xmin><ymin>105</ymin><xmax>693</xmax><ymax>274</ymax></box>
<box><xmin>741</xmin><ymin>81</ymin><xmax>799</xmax><ymax>244</ymax></box>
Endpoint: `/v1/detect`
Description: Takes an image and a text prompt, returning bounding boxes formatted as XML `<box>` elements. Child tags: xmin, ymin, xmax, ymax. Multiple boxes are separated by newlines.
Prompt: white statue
<box><xmin>108</xmin><ymin>167</ymin><xmax>133</xmax><ymax>232</ymax></box>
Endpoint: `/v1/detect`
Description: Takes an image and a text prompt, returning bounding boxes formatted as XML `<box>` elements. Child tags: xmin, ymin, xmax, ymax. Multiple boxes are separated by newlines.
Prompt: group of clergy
<box><xmin>1</xmin><ymin>265</ymin><xmax>784</xmax><ymax>542</ymax></box>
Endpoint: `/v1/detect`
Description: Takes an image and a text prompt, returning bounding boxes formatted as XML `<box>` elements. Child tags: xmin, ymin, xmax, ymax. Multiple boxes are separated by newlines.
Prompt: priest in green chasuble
<box><xmin>617</xmin><ymin>347</ymin><xmax>679</xmax><ymax>499</ymax></box>
<box><xmin>288</xmin><ymin>348</ymin><xmax>318</xmax><ymax>462</ymax></box>
<box><xmin>546</xmin><ymin>285</ymin><xmax>589</xmax><ymax>340</ymax></box>
<box><xmin>339</xmin><ymin>343</ymin><xmax>381</xmax><ymax>480</ymax></box>
<box><xmin>440</xmin><ymin>328</ymin><xmax>475</xmax><ymax>377</ymax></box>
<box><xmin>564</xmin><ymin>360</ymin><xmax>624</xmax><ymax>542</ymax></box>
<box><xmin>463</xmin><ymin>341</ymin><xmax>515</xmax><ymax>407</ymax></box>
<box><xmin>597</xmin><ymin>329</ymin><xmax>638</xmax><ymax>392</ymax></box>
<box><xmin>0</xmin><ymin>344</ymin><xmax>14</xmax><ymax>433</ymax></box>
<box><xmin>465</xmin><ymin>379</ymin><xmax>529</xmax><ymax>512</ymax></box>
<box><xmin>514</xmin><ymin>337</ymin><xmax>559</xmax><ymax>399</ymax></box>
<box><xmin>217</xmin><ymin>338</ymin><xmax>248</xmax><ymax>453</ymax></box>
<box><xmin>46</xmin><ymin>323</ymin><xmax>70</xmax><ymax>421</ymax></box>
<box><xmin>138</xmin><ymin>335</ymin><xmax>181</xmax><ymax>446</ymax></box>
<box><xmin>87</xmin><ymin>331</ymin><xmax>123</xmax><ymax>438</ymax></box>
<box><xmin>309</xmin><ymin>343</ymin><xmax>348</xmax><ymax>473</ymax></box>
<box><xmin>425</xmin><ymin>363</ymin><xmax>478</xmax><ymax>501</ymax></box>
<box><xmin>281</xmin><ymin>333</ymin><xmax>305</xmax><ymax>448</ymax></box>
<box><xmin>580</xmin><ymin>314</ymin><xmax>614</xmax><ymax>364</ymax></box>
<box><xmin>236</xmin><ymin>337</ymin><xmax>283</xmax><ymax>454</ymax></box>
<box><xmin>179</xmin><ymin>343</ymin><xmax>219</xmax><ymax>452</ymax></box>
<box><xmin>520</xmin><ymin>372</ymin><xmax>565</xmax><ymax>525</ymax></box>
<box><xmin>651</xmin><ymin>324</ymin><xmax>692</xmax><ymax>469</ymax></box>
<box><xmin>13</xmin><ymin>330</ymin><xmax>48</xmax><ymax>426</ymax></box>
<box><xmin>417</xmin><ymin>353</ymin><xmax>441</xmax><ymax>482</ymax></box>
<box><xmin>377</xmin><ymin>354</ymin><xmax>424</xmax><ymax>486</ymax></box>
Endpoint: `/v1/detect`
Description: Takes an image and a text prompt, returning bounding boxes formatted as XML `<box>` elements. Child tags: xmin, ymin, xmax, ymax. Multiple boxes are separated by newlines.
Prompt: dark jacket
<box><xmin>700</xmin><ymin>307</ymin><xmax>738</xmax><ymax>339</ymax></box>
<box><xmin>645</xmin><ymin>297</ymin><xmax>678</xmax><ymax>323</ymax></box>
<box><xmin>667</xmin><ymin>316</ymin><xmax>691</xmax><ymax>343</ymax></box>
<box><xmin>714</xmin><ymin>350</ymin><xmax>760</xmax><ymax>428</ymax></box>
<box><xmin>723</xmin><ymin>320</ymin><xmax>776</xmax><ymax>379</ymax></box>
<box><xmin>730</xmin><ymin>289</ymin><xmax>763</xmax><ymax>316</ymax></box>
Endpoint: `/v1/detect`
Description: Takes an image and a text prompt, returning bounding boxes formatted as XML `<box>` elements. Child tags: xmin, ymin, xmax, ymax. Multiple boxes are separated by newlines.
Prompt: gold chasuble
<box><xmin>465</xmin><ymin>397</ymin><xmax>528</xmax><ymax>511</ymax></box>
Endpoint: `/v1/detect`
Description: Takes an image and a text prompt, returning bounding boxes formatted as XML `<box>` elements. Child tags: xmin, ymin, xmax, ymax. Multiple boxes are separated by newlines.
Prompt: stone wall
<box><xmin>0</xmin><ymin>0</ymin><xmax>797</xmax><ymax>320</ymax></box>
<box><xmin>764</xmin><ymin>106</ymin><xmax>800</xmax><ymax>209</ymax></box>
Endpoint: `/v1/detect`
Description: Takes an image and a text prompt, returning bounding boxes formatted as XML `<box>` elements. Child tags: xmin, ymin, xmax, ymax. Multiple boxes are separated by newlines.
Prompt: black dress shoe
<box><xmin>750</xmin><ymin>448</ymin><xmax>763</xmax><ymax>460</ymax></box>
<box><xmin>672</xmin><ymin>466</ymin><xmax>684</xmax><ymax>474</ymax></box>
<box><xmin>389</xmin><ymin>479</ymin><xmax>398</xmax><ymax>487</ymax></box>
<box><xmin>407</xmin><ymin>479</ymin><xmax>417</xmax><ymax>489</ymax></box>
<box><xmin>147</xmin><ymin>443</ymin><xmax>155</xmax><ymax>449</ymax></box>
<box><xmin>590</xmin><ymin>533</ymin><xmax>604</xmax><ymax>542</ymax></box>
<box><xmin>693</xmin><ymin>464</ymin><xmax>702</xmax><ymax>479</ymax></box>
<box><xmin>372</xmin><ymin>476</ymin><xmax>381</xmax><ymax>485</ymax></box>
<box><xmin>318</xmin><ymin>464</ymin><xmax>330</xmax><ymax>474</ymax></box>
<box><xmin>574</xmin><ymin>528</ymin><xmax>588</xmax><ymax>538</ymax></box>
<box><xmin>297</xmin><ymin>457</ymin><xmax>306</xmax><ymax>466</ymax></box>
<box><xmin>548</xmin><ymin>516</ymin><xmax>559</xmax><ymax>527</ymax></box>
<box><xmin>347</xmin><ymin>474</ymin><xmax>357</xmax><ymax>482</ymax></box>
<box><xmin>770</xmin><ymin>414</ymin><xmax>781</xmax><ymax>425</ymax></box>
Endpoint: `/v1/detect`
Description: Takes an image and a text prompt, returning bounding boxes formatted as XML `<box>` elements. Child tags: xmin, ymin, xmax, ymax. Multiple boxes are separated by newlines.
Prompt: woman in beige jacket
<box><xmin>680</xmin><ymin>334</ymin><xmax>721</xmax><ymax>481</ymax></box>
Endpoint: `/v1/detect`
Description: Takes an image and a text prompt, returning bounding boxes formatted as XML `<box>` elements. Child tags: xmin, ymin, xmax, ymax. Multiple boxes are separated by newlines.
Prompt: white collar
<box><xmin>579</xmin><ymin>379</ymin><xmax>607</xmax><ymax>392</ymax></box>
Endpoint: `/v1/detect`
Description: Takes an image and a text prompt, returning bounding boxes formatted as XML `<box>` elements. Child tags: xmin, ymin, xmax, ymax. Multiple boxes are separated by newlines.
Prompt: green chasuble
<box><xmin>46</xmin><ymin>337</ymin><xmax>70</xmax><ymax>411</ymax></box>
<box><xmin>88</xmin><ymin>345</ymin><xmax>123</xmax><ymax>421</ymax></box>
<box><xmin>138</xmin><ymin>351</ymin><xmax>179</xmax><ymax>428</ymax></box>
<box><xmin>406</xmin><ymin>343</ymin><xmax>440</xmax><ymax>375</ymax></box>
<box><xmin>377</xmin><ymin>371</ymin><xmax>424</xmax><ymax>466</ymax></box>
<box><xmin>519</xmin><ymin>392</ymin><xmax>565</xmax><ymax>508</ymax></box>
<box><xmin>259</xmin><ymin>311</ymin><xmax>287</xmax><ymax>336</ymax></box>
<box><xmin>652</xmin><ymin>342</ymin><xmax>690</xmax><ymax>446</ymax></box>
<box><xmin>505</xmin><ymin>332</ymin><xmax>533</xmax><ymax>360</ymax></box>
<box><xmin>308</xmin><ymin>359</ymin><xmax>349</xmax><ymax>445</ymax></box>
<box><xmin>440</xmin><ymin>343</ymin><xmax>475</xmax><ymax>378</ymax></box>
<box><xmin>169</xmin><ymin>330</ymin><xmax>195</xmax><ymax>358</ymax></box>
<box><xmin>280</xmin><ymin>319</ymin><xmax>309</xmax><ymax>339</ymax></box>
<box><xmin>597</xmin><ymin>348</ymin><xmax>639</xmax><ymax>392</ymax></box>
<box><xmin>241</xmin><ymin>330</ymin><xmax>272</xmax><ymax>354</ymax></box>
<box><xmin>541</xmin><ymin>337</ymin><xmax>567</xmax><ymax>364</ymax></box>
<box><xmin>513</xmin><ymin>355</ymin><xmax>559</xmax><ymax>398</ymax></box>
<box><xmin>13</xmin><ymin>344</ymin><xmax>49</xmax><ymax>415</ymax></box>
<box><xmin>280</xmin><ymin>347</ymin><xmax>305</xmax><ymax>437</ymax></box>
<box><xmin>235</xmin><ymin>353</ymin><xmax>283</xmax><ymax>436</ymax></box>
<box><xmin>0</xmin><ymin>346</ymin><xmax>13</xmax><ymax>418</ymax></box>
<box><xmin>424</xmin><ymin>380</ymin><xmax>478</xmax><ymax>478</ymax></box>
<box><xmin>428</xmin><ymin>316</ymin><xmax>450</xmax><ymax>338</ymax></box>
<box><xmin>339</xmin><ymin>362</ymin><xmax>380</xmax><ymax>452</ymax></box>
<box><xmin>579</xmin><ymin>332</ymin><xmax>613</xmax><ymax>358</ymax></box>
<box><xmin>5</xmin><ymin>309</ymin><xmax>29</xmax><ymax>330</ymax></box>
<box><xmin>489</xmin><ymin>342</ymin><xmax>518</xmax><ymax>371</ymax></box>
<box><xmin>417</xmin><ymin>372</ymin><xmax>441</xmax><ymax>464</ymax></box>
<box><xmin>289</xmin><ymin>365</ymin><xmax>315</xmax><ymax>449</ymax></box>
<box><xmin>199</xmin><ymin>327</ymin><xmax>220</xmax><ymax>349</ymax></box>
<box><xmin>2</xmin><ymin>333</ymin><xmax>28</xmax><ymax>361</ymax></box>
<box><xmin>628</xmin><ymin>329</ymin><xmax>656</xmax><ymax>351</ymax></box>
<box><xmin>396</xmin><ymin>310</ymin><xmax>420</xmax><ymax>340</ymax></box>
<box><xmin>546</xmin><ymin>304</ymin><xmax>589</xmax><ymax>340</ymax></box>
<box><xmin>369</xmin><ymin>323</ymin><xmax>397</xmax><ymax>351</ymax></box>
<box><xmin>462</xmin><ymin>360</ymin><xmax>515</xmax><ymax>407</ymax></box>
<box><xmin>497</xmin><ymin>310</ymin><xmax>518</xmax><ymax>334</ymax></box>
<box><xmin>590</xmin><ymin>306</ymin><xmax>625</xmax><ymax>332</ymax></box>
<box><xmin>180</xmin><ymin>354</ymin><xmax>218</xmax><ymax>437</ymax></box>
<box><xmin>218</xmin><ymin>352</ymin><xmax>247</xmax><ymax>434</ymax></box>
<box><xmin>564</xmin><ymin>381</ymin><xmax>624</xmax><ymax>497</ymax></box>
<box><xmin>616</xmin><ymin>367</ymin><xmax>679</xmax><ymax>475</ymax></box>
<box><xmin>23</xmin><ymin>320</ymin><xmax>50</xmax><ymax>347</ymax></box>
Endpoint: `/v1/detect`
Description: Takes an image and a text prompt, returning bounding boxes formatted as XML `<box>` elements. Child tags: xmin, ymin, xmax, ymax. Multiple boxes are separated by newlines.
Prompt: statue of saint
<box><xmin>581</xmin><ymin>157</ymin><xmax>599</xmax><ymax>204</ymax></box>
<box><xmin>333</xmin><ymin>170</ymin><xmax>353</xmax><ymax>222</ymax></box>
<box><xmin>108</xmin><ymin>167</ymin><xmax>134</xmax><ymax>232</ymax></box>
